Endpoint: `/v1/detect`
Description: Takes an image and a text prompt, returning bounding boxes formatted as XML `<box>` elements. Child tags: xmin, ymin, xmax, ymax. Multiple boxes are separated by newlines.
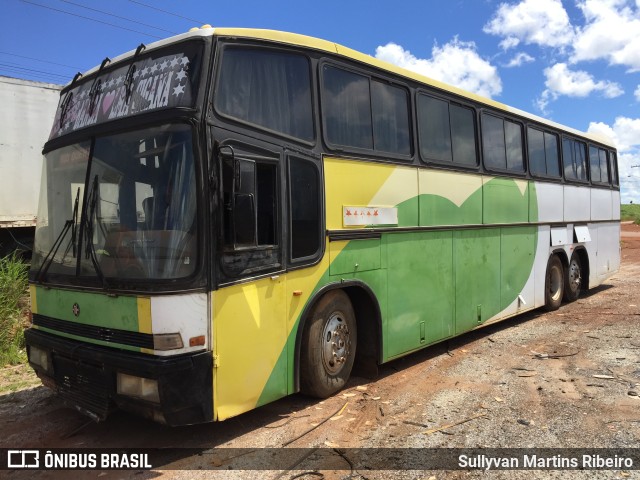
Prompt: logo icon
<box><xmin>8</xmin><ymin>450</ymin><xmax>39</xmax><ymax>468</ymax></box>
<box><xmin>72</xmin><ymin>303</ymin><xmax>80</xmax><ymax>317</ymax></box>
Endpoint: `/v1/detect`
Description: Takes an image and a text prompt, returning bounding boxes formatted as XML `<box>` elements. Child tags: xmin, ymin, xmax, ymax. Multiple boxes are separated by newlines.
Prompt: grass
<box><xmin>0</xmin><ymin>253</ymin><xmax>30</xmax><ymax>366</ymax></box>
<box><xmin>621</xmin><ymin>204</ymin><xmax>640</xmax><ymax>224</ymax></box>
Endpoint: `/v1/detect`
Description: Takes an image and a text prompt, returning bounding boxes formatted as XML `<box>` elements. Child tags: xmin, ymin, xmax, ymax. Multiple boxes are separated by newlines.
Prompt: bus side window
<box><xmin>481</xmin><ymin>112</ymin><xmax>524</xmax><ymax>173</ymax></box>
<box><xmin>289</xmin><ymin>156</ymin><xmax>321</xmax><ymax>261</ymax></box>
<box><xmin>322</xmin><ymin>65</ymin><xmax>373</xmax><ymax>150</ymax></box>
<box><xmin>417</xmin><ymin>94</ymin><xmax>477</xmax><ymax>167</ymax></box>
<box><xmin>563</xmin><ymin>138</ymin><xmax>588</xmax><ymax>182</ymax></box>
<box><xmin>222</xmin><ymin>157</ymin><xmax>278</xmax><ymax>250</ymax></box>
<box><xmin>219</xmin><ymin>147</ymin><xmax>281</xmax><ymax>278</ymax></box>
<box><xmin>528</xmin><ymin>127</ymin><xmax>560</xmax><ymax>178</ymax></box>
<box><xmin>610</xmin><ymin>151</ymin><xmax>619</xmax><ymax>186</ymax></box>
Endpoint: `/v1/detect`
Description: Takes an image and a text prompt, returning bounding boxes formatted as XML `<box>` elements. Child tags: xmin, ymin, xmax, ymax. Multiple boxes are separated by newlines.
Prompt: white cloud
<box><xmin>484</xmin><ymin>0</ymin><xmax>640</xmax><ymax>71</ymax></box>
<box><xmin>483</xmin><ymin>0</ymin><xmax>575</xmax><ymax>49</ymax></box>
<box><xmin>635</xmin><ymin>85</ymin><xmax>640</xmax><ymax>101</ymax></box>
<box><xmin>504</xmin><ymin>52</ymin><xmax>535</xmax><ymax>68</ymax></box>
<box><xmin>536</xmin><ymin>63</ymin><xmax>624</xmax><ymax>113</ymax></box>
<box><xmin>543</xmin><ymin>63</ymin><xmax>624</xmax><ymax>98</ymax></box>
<box><xmin>375</xmin><ymin>39</ymin><xmax>502</xmax><ymax>98</ymax></box>
<box><xmin>588</xmin><ymin>117</ymin><xmax>640</xmax><ymax>151</ymax></box>
<box><xmin>588</xmin><ymin>117</ymin><xmax>640</xmax><ymax>203</ymax></box>
<box><xmin>573</xmin><ymin>0</ymin><xmax>640</xmax><ymax>71</ymax></box>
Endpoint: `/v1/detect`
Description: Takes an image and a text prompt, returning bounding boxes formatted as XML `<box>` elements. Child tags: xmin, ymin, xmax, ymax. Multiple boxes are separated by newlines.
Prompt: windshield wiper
<box><xmin>35</xmin><ymin>187</ymin><xmax>81</xmax><ymax>282</ymax></box>
<box><xmin>83</xmin><ymin>175</ymin><xmax>109</xmax><ymax>288</ymax></box>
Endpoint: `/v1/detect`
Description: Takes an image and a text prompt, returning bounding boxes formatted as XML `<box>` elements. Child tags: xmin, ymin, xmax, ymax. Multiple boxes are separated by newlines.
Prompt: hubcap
<box><xmin>568</xmin><ymin>259</ymin><xmax>581</xmax><ymax>293</ymax></box>
<box><xmin>321</xmin><ymin>312</ymin><xmax>351</xmax><ymax>375</ymax></box>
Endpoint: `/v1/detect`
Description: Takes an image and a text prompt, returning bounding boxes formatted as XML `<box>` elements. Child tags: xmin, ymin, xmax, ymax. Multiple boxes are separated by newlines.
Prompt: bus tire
<box><xmin>300</xmin><ymin>290</ymin><xmax>357</xmax><ymax>398</ymax></box>
<box><xmin>543</xmin><ymin>255</ymin><xmax>564</xmax><ymax>311</ymax></box>
<box><xmin>563</xmin><ymin>252</ymin><xmax>583</xmax><ymax>302</ymax></box>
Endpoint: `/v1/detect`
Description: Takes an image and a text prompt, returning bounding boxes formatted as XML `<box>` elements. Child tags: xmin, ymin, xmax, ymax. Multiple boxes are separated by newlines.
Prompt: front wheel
<box><xmin>543</xmin><ymin>255</ymin><xmax>564</xmax><ymax>311</ymax></box>
<box><xmin>563</xmin><ymin>252</ymin><xmax>583</xmax><ymax>302</ymax></box>
<box><xmin>300</xmin><ymin>290</ymin><xmax>357</xmax><ymax>398</ymax></box>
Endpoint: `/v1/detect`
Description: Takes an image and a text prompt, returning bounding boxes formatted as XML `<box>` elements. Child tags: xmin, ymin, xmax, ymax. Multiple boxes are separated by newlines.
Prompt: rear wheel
<box><xmin>544</xmin><ymin>255</ymin><xmax>564</xmax><ymax>311</ymax></box>
<box><xmin>563</xmin><ymin>252</ymin><xmax>583</xmax><ymax>302</ymax></box>
<box><xmin>300</xmin><ymin>290</ymin><xmax>357</xmax><ymax>398</ymax></box>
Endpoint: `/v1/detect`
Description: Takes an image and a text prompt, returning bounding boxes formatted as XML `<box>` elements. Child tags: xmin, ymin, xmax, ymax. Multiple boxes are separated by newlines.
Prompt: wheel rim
<box><xmin>321</xmin><ymin>312</ymin><xmax>351</xmax><ymax>375</ymax></box>
<box><xmin>548</xmin><ymin>264</ymin><xmax>562</xmax><ymax>301</ymax></box>
<box><xmin>568</xmin><ymin>258</ymin><xmax>581</xmax><ymax>293</ymax></box>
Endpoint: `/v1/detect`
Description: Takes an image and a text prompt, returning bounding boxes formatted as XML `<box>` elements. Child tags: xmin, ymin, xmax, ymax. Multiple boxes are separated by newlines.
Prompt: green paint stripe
<box><xmin>34</xmin><ymin>287</ymin><xmax>140</xmax><ymax>331</ymax></box>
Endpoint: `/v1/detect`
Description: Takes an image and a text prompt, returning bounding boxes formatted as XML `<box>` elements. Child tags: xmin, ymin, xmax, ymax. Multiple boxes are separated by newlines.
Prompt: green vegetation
<box><xmin>621</xmin><ymin>204</ymin><xmax>640</xmax><ymax>224</ymax></box>
<box><xmin>0</xmin><ymin>253</ymin><xmax>29</xmax><ymax>366</ymax></box>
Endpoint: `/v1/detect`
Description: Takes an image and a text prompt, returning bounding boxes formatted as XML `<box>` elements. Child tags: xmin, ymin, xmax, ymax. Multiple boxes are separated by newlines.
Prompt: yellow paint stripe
<box><xmin>324</xmin><ymin>158</ymin><xmax>398</xmax><ymax>229</ymax></box>
<box><xmin>137</xmin><ymin>297</ymin><xmax>152</xmax><ymax>354</ymax></box>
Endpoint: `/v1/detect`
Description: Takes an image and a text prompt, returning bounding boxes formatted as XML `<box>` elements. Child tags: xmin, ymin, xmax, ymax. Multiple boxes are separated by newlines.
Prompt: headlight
<box><xmin>117</xmin><ymin>373</ymin><xmax>160</xmax><ymax>403</ymax></box>
<box><xmin>153</xmin><ymin>333</ymin><xmax>184</xmax><ymax>351</ymax></box>
<box><xmin>29</xmin><ymin>346</ymin><xmax>50</xmax><ymax>373</ymax></box>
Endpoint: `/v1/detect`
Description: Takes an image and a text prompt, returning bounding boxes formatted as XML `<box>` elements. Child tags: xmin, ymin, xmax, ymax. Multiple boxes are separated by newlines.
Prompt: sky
<box><xmin>2</xmin><ymin>0</ymin><xmax>640</xmax><ymax>202</ymax></box>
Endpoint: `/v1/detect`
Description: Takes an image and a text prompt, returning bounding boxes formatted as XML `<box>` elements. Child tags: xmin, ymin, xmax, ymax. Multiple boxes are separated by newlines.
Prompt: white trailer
<box><xmin>0</xmin><ymin>76</ymin><xmax>62</xmax><ymax>256</ymax></box>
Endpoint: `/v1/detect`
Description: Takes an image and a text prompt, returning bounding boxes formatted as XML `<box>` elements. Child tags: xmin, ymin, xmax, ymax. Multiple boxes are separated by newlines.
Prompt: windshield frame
<box><xmin>30</xmin><ymin>118</ymin><xmax>208</xmax><ymax>294</ymax></box>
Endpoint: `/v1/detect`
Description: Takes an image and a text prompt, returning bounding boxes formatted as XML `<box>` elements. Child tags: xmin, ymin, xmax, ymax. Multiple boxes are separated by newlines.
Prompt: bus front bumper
<box><xmin>25</xmin><ymin>328</ymin><xmax>213</xmax><ymax>426</ymax></box>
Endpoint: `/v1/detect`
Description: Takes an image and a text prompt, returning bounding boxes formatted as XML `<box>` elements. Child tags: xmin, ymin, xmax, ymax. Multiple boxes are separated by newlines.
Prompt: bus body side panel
<box><xmin>324</xmin><ymin>159</ymin><xmax>539</xmax><ymax>361</ymax></box>
<box><xmin>594</xmin><ymin>222</ymin><xmax>621</xmax><ymax>280</ymax></box>
<box><xmin>534</xmin><ymin>182</ymin><xmax>563</xmax><ymax>223</ymax></box>
<box><xmin>216</xmin><ymin>161</ymin><xmax>619</xmax><ymax>421</ymax></box>
<box><xmin>564</xmin><ymin>185</ymin><xmax>590</xmax><ymax>222</ymax></box>
<box><xmin>591</xmin><ymin>189</ymin><xmax>613</xmax><ymax>220</ymax></box>
<box><xmin>612</xmin><ymin>191</ymin><xmax>621</xmax><ymax>220</ymax></box>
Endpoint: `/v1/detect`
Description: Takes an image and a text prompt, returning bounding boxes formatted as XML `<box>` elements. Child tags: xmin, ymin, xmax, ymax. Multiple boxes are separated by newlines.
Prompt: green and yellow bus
<box><xmin>26</xmin><ymin>27</ymin><xmax>620</xmax><ymax>425</ymax></box>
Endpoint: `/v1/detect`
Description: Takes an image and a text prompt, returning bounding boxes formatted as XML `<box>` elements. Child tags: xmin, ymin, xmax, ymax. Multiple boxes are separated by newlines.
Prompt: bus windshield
<box><xmin>31</xmin><ymin>123</ymin><xmax>198</xmax><ymax>285</ymax></box>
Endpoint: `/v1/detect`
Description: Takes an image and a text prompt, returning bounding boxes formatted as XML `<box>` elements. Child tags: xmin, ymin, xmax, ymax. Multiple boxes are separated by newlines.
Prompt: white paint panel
<box><xmin>551</xmin><ymin>227</ymin><xmax>569</xmax><ymax>246</ymax></box>
<box><xmin>151</xmin><ymin>292</ymin><xmax>209</xmax><ymax>355</ymax></box>
<box><xmin>595</xmin><ymin>223</ymin><xmax>621</xmax><ymax>279</ymax></box>
<box><xmin>612</xmin><ymin>191</ymin><xmax>621</xmax><ymax>220</ymax></box>
<box><xmin>587</xmin><ymin>225</ymin><xmax>600</xmax><ymax>288</ymax></box>
<box><xmin>574</xmin><ymin>225</ymin><xmax>591</xmax><ymax>243</ymax></box>
<box><xmin>563</xmin><ymin>185</ymin><xmax>590</xmax><ymax>222</ymax></box>
<box><xmin>534</xmin><ymin>226</ymin><xmax>551</xmax><ymax>308</ymax></box>
<box><xmin>534</xmin><ymin>182</ymin><xmax>563</xmax><ymax>223</ymax></box>
<box><xmin>590</xmin><ymin>189</ymin><xmax>613</xmax><ymax>220</ymax></box>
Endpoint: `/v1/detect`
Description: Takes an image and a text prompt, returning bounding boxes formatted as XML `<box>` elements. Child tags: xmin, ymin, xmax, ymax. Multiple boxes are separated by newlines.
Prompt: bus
<box><xmin>25</xmin><ymin>27</ymin><xmax>620</xmax><ymax>426</ymax></box>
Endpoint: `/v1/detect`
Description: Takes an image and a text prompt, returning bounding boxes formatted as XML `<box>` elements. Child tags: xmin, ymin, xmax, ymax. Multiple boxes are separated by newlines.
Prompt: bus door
<box><xmin>211</xmin><ymin>131</ymin><xmax>288</xmax><ymax>420</ymax></box>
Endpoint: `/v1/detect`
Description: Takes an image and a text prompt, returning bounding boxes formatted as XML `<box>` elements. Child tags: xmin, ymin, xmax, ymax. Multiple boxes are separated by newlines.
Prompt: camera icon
<box><xmin>8</xmin><ymin>450</ymin><xmax>40</xmax><ymax>468</ymax></box>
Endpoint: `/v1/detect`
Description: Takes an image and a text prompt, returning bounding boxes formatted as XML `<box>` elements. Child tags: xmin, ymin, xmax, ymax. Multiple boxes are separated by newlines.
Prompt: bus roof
<box><xmin>78</xmin><ymin>26</ymin><xmax>617</xmax><ymax>149</ymax></box>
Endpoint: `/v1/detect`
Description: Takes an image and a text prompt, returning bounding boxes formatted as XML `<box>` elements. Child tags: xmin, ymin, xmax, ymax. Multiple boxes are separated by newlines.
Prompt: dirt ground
<box><xmin>2</xmin><ymin>223</ymin><xmax>639</xmax><ymax>479</ymax></box>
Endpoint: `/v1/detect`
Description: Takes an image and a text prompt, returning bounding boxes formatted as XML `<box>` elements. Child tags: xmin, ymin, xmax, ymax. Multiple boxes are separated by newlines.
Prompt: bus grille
<box><xmin>33</xmin><ymin>314</ymin><xmax>154</xmax><ymax>349</ymax></box>
<box><xmin>53</xmin><ymin>354</ymin><xmax>111</xmax><ymax>421</ymax></box>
